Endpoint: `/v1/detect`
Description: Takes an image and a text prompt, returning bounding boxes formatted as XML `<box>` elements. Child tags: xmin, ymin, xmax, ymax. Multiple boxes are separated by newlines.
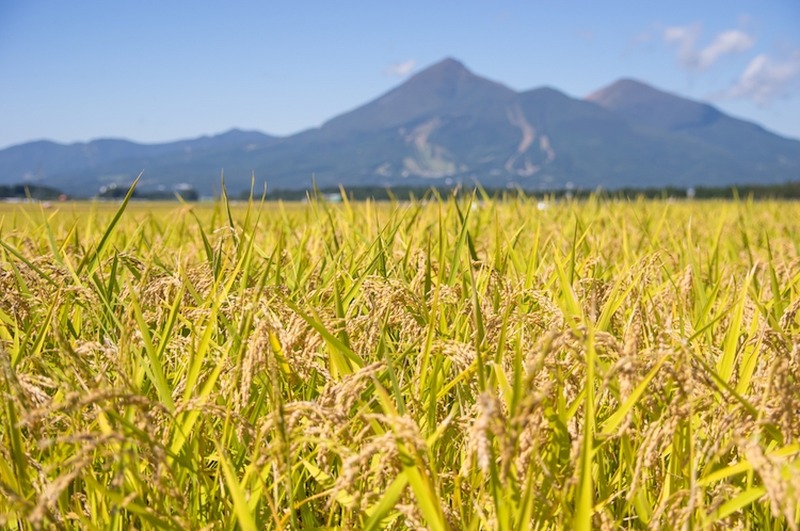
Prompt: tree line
<box><xmin>4</xmin><ymin>181</ymin><xmax>800</xmax><ymax>202</ymax></box>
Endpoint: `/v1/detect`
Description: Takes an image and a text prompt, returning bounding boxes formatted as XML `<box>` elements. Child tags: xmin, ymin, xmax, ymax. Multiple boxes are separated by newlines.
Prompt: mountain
<box><xmin>1</xmin><ymin>59</ymin><xmax>799</xmax><ymax>195</ymax></box>
<box><xmin>586</xmin><ymin>78</ymin><xmax>722</xmax><ymax>130</ymax></box>
<box><xmin>319</xmin><ymin>58</ymin><xmax>517</xmax><ymax>135</ymax></box>
<box><xmin>0</xmin><ymin>129</ymin><xmax>278</xmax><ymax>193</ymax></box>
<box><xmin>587</xmin><ymin>79</ymin><xmax>800</xmax><ymax>172</ymax></box>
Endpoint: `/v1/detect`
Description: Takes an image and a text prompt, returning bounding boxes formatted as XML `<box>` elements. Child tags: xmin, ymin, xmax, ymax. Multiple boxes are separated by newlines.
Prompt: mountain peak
<box><xmin>586</xmin><ymin>77</ymin><xmax>724</xmax><ymax>131</ymax></box>
<box><xmin>425</xmin><ymin>57</ymin><xmax>469</xmax><ymax>73</ymax></box>
<box><xmin>403</xmin><ymin>57</ymin><xmax>476</xmax><ymax>87</ymax></box>
<box><xmin>585</xmin><ymin>78</ymin><xmax>667</xmax><ymax>107</ymax></box>
<box><xmin>320</xmin><ymin>58</ymin><xmax>514</xmax><ymax>134</ymax></box>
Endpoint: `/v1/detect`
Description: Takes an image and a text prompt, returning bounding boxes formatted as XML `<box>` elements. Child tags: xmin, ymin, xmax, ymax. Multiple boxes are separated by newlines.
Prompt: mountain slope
<box><xmin>586</xmin><ymin>78</ymin><xmax>721</xmax><ymax>131</ymax></box>
<box><xmin>0</xmin><ymin>129</ymin><xmax>278</xmax><ymax>191</ymax></box>
<box><xmin>587</xmin><ymin>79</ymin><xmax>800</xmax><ymax>174</ymax></box>
<box><xmin>2</xmin><ymin>60</ymin><xmax>799</xmax><ymax>195</ymax></box>
<box><xmin>319</xmin><ymin>58</ymin><xmax>517</xmax><ymax>136</ymax></box>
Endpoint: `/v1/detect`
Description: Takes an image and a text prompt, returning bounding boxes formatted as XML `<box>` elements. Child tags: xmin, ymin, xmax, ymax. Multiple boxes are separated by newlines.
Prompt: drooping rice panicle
<box><xmin>0</xmin><ymin>193</ymin><xmax>798</xmax><ymax>529</ymax></box>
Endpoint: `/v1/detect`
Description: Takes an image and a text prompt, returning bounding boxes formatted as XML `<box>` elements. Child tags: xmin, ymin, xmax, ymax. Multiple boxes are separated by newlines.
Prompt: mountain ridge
<box><xmin>1</xmin><ymin>58</ymin><xmax>798</xmax><ymax>195</ymax></box>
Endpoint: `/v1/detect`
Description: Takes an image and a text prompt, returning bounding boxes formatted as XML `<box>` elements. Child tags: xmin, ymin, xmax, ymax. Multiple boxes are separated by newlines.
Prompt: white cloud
<box><xmin>721</xmin><ymin>52</ymin><xmax>800</xmax><ymax>106</ymax></box>
<box><xmin>664</xmin><ymin>24</ymin><xmax>699</xmax><ymax>46</ymax></box>
<box><xmin>698</xmin><ymin>30</ymin><xmax>754</xmax><ymax>68</ymax></box>
<box><xmin>664</xmin><ymin>25</ymin><xmax>754</xmax><ymax>70</ymax></box>
<box><xmin>385</xmin><ymin>60</ymin><xmax>417</xmax><ymax>78</ymax></box>
<box><xmin>664</xmin><ymin>24</ymin><xmax>701</xmax><ymax>66</ymax></box>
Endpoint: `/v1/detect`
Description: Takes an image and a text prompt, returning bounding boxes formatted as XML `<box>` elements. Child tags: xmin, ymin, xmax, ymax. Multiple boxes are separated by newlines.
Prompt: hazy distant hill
<box><xmin>1</xmin><ymin>58</ymin><xmax>798</xmax><ymax>195</ymax></box>
<box><xmin>0</xmin><ymin>129</ymin><xmax>278</xmax><ymax>193</ymax></box>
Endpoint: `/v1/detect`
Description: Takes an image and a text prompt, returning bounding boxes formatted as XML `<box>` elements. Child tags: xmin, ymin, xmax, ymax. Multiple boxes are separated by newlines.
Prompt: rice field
<box><xmin>1</xmin><ymin>189</ymin><xmax>799</xmax><ymax>529</ymax></box>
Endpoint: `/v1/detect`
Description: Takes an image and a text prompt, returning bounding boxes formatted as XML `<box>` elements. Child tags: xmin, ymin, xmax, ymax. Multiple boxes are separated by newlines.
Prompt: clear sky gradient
<box><xmin>2</xmin><ymin>1</ymin><xmax>799</xmax><ymax>149</ymax></box>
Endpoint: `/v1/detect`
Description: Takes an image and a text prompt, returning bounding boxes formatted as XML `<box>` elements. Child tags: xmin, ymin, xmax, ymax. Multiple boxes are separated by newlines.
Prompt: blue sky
<box><xmin>1</xmin><ymin>1</ymin><xmax>799</xmax><ymax>149</ymax></box>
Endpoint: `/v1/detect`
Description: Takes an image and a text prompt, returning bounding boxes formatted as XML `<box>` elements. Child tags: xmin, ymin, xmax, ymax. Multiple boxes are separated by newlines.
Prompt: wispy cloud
<box><xmin>385</xmin><ymin>60</ymin><xmax>417</xmax><ymax>78</ymax></box>
<box><xmin>663</xmin><ymin>23</ymin><xmax>701</xmax><ymax>64</ymax></box>
<box><xmin>719</xmin><ymin>52</ymin><xmax>800</xmax><ymax>106</ymax></box>
<box><xmin>664</xmin><ymin>25</ymin><xmax>754</xmax><ymax>70</ymax></box>
<box><xmin>631</xmin><ymin>29</ymin><xmax>655</xmax><ymax>47</ymax></box>
<box><xmin>624</xmin><ymin>26</ymin><xmax>658</xmax><ymax>55</ymax></box>
<box><xmin>699</xmin><ymin>30</ymin><xmax>755</xmax><ymax>68</ymax></box>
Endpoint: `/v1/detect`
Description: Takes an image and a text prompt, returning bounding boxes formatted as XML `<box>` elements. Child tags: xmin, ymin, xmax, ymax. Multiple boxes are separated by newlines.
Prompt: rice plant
<box><xmin>0</xmin><ymin>190</ymin><xmax>798</xmax><ymax>529</ymax></box>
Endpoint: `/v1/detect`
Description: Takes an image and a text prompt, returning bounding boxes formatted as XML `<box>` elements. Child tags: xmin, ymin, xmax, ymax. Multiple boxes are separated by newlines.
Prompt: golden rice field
<box><xmin>1</xmin><ymin>190</ymin><xmax>799</xmax><ymax>529</ymax></box>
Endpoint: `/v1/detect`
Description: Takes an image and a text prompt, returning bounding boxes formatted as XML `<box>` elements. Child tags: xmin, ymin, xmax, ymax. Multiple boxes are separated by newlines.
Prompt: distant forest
<box><xmin>255</xmin><ymin>181</ymin><xmax>800</xmax><ymax>201</ymax></box>
<box><xmin>3</xmin><ymin>181</ymin><xmax>800</xmax><ymax>202</ymax></box>
<box><xmin>0</xmin><ymin>184</ymin><xmax>198</xmax><ymax>201</ymax></box>
<box><xmin>0</xmin><ymin>184</ymin><xmax>66</xmax><ymax>200</ymax></box>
